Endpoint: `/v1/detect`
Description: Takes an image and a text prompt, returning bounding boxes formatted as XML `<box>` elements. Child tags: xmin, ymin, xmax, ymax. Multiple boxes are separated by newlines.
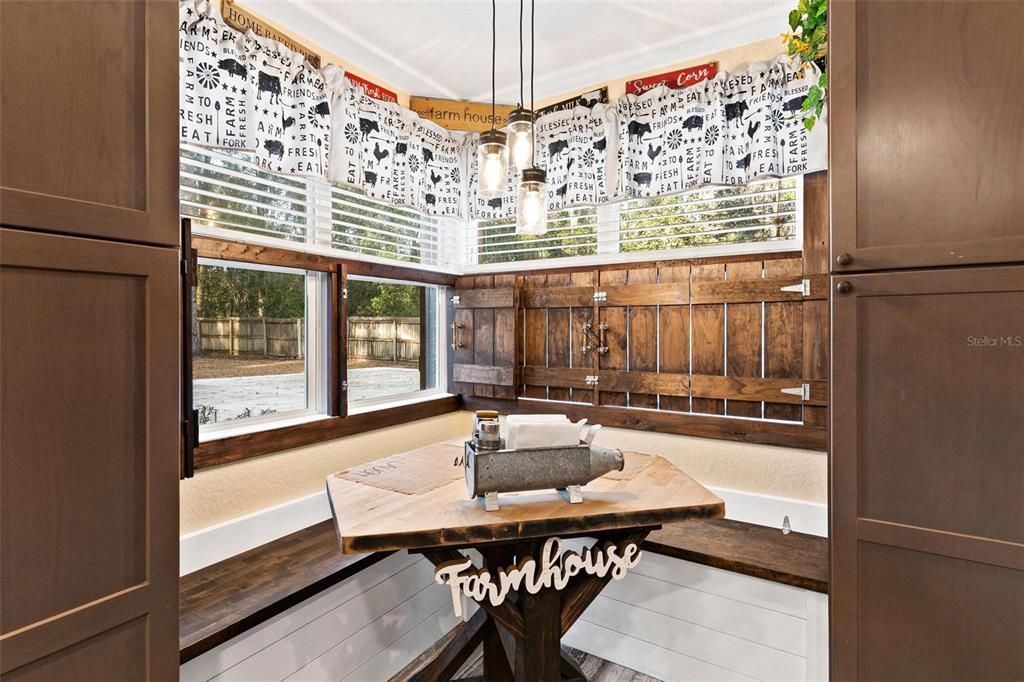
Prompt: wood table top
<box><xmin>326</xmin><ymin>441</ymin><xmax>725</xmax><ymax>553</ymax></box>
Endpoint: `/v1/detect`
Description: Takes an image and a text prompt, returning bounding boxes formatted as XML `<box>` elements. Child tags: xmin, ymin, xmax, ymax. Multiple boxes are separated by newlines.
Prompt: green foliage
<box><xmin>196</xmin><ymin>265</ymin><xmax>305</xmax><ymax>318</ymax></box>
<box><xmin>347</xmin><ymin>280</ymin><xmax>421</xmax><ymax>317</ymax></box>
<box><xmin>783</xmin><ymin>0</ymin><xmax>828</xmax><ymax>131</ymax></box>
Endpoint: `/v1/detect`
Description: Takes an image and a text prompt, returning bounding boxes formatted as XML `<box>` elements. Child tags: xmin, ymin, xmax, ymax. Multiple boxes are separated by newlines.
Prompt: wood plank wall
<box><xmin>454</xmin><ymin>171</ymin><xmax>829</xmax><ymax>450</ymax></box>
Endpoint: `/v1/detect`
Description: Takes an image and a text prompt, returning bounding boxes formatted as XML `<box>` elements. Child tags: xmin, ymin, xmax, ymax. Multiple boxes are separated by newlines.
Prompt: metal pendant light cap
<box><xmin>480</xmin><ymin>128</ymin><xmax>507</xmax><ymax>146</ymax></box>
<box><xmin>521</xmin><ymin>167</ymin><xmax>547</xmax><ymax>183</ymax></box>
<box><xmin>508</xmin><ymin>108</ymin><xmax>535</xmax><ymax>126</ymax></box>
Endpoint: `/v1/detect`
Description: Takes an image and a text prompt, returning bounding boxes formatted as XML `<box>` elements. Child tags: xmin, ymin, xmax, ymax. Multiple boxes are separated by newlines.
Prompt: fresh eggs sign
<box><xmin>626</xmin><ymin>61</ymin><xmax>718</xmax><ymax>95</ymax></box>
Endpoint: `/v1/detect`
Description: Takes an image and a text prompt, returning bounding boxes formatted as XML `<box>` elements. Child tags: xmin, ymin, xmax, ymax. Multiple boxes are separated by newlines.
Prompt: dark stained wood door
<box><xmin>830</xmin><ymin>266</ymin><xmax>1024</xmax><ymax>680</ymax></box>
<box><xmin>0</xmin><ymin>229</ymin><xmax>180</xmax><ymax>680</ymax></box>
<box><xmin>0</xmin><ymin>0</ymin><xmax>179</xmax><ymax>247</ymax></box>
<box><xmin>829</xmin><ymin>0</ymin><xmax>1024</xmax><ymax>272</ymax></box>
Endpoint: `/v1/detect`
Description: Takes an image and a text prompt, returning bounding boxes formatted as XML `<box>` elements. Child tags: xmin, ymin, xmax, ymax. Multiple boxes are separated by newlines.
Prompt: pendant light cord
<box><xmin>519</xmin><ymin>0</ymin><xmax>524</xmax><ymax>107</ymax></box>
<box><xmin>491</xmin><ymin>0</ymin><xmax>496</xmax><ymax>127</ymax></box>
<box><xmin>530</xmin><ymin>0</ymin><xmax>536</xmax><ymax>155</ymax></box>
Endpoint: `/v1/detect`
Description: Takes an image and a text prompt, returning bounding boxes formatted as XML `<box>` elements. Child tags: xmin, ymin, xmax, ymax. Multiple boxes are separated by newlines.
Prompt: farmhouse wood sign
<box><xmin>222</xmin><ymin>0</ymin><xmax>321</xmax><ymax>69</ymax></box>
<box><xmin>409</xmin><ymin>96</ymin><xmax>517</xmax><ymax>133</ymax></box>
<box><xmin>434</xmin><ymin>536</ymin><xmax>643</xmax><ymax>617</ymax></box>
<box><xmin>625</xmin><ymin>61</ymin><xmax>718</xmax><ymax>95</ymax></box>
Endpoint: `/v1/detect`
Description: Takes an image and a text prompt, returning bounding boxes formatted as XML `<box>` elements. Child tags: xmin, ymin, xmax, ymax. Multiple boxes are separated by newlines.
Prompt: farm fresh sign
<box><xmin>625</xmin><ymin>62</ymin><xmax>718</xmax><ymax>95</ymax></box>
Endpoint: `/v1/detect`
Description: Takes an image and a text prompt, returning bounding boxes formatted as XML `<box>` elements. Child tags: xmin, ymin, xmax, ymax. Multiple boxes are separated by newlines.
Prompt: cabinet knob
<box><xmin>836</xmin><ymin>252</ymin><xmax>853</xmax><ymax>266</ymax></box>
<box><xmin>836</xmin><ymin>280</ymin><xmax>853</xmax><ymax>294</ymax></box>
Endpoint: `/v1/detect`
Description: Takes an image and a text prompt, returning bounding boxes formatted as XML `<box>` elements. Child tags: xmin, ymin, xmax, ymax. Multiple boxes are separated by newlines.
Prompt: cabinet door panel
<box><xmin>830</xmin><ymin>265</ymin><xmax>1024</xmax><ymax>680</ymax></box>
<box><xmin>0</xmin><ymin>229</ymin><xmax>179</xmax><ymax>679</ymax></box>
<box><xmin>830</xmin><ymin>0</ymin><xmax>1024</xmax><ymax>271</ymax></box>
<box><xmin>0</xmin><ymin>0</ymin><xmax>178</xmax><ymax>246</ymax></box>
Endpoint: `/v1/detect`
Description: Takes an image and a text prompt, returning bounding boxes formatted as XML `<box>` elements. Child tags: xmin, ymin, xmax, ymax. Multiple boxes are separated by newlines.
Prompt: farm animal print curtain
<box><xmin>468</xmin><ymin>104</ymin><xmax>616</xmax><ymax>221</ymax></box>
<box><xmin>179</xmin><ymin>0</ymin><xmax>330</xmax><ymax>177</ymax></box>
<box><xmin>615</xmin><ymin>56</ymin><xmax>827</xmax><ymax>199</ymax></box>
<box><xmin>324</xmin><ymin>69</ymin><xmax>467</xmax><ymax>218</ymax></box>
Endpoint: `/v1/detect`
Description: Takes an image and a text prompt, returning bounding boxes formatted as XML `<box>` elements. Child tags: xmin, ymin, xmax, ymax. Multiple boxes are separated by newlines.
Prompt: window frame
<box><xmin>193</xmin><ymin>257</ymin><xmax>332</xmax><ymax>443</ymax></box>
<box><xmin>343</xmin><ymin>274</ymin><xmax>448</xmax><ymax>412</ymax></box>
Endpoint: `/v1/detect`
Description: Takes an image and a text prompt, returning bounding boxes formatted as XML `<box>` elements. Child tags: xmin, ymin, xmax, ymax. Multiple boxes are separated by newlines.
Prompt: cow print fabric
<box><xmin>180</xmin><ymin>0</ymin><xmax>825</xmax><ymax>223</ymax></box>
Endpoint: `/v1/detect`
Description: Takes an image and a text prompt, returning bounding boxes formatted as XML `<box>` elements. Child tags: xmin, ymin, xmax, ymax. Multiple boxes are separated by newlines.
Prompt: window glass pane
<box><xmin>192</xmin><ymin>261</ymin><xmax>308</xmax><ymax>426</ymax></box>
<box><xmin>346</xmin><ymin>278</ymin><xmax>438</xmax><ymax>402</ymax></box>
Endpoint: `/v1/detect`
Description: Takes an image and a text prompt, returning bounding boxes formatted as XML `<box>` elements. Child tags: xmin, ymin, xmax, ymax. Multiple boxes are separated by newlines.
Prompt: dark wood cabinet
<box><xmin>0</xmin><ymin>0</ymin><xmax>180</xmax><ymax>677</ymax></box>
<box><xmin>829</xmin><ymin>0</ymin><xmax>1024</xmax><ymax>272</ymax></box>
<box><xmin>0</xmin><ymin>0</ymin><xmax>179</xmax><ymax>246</ymax></box>
<box><xmin>0</xmin><ymin>230</ymin><xmax>180</xmax><ymax>680</ymax></box>
<box><xmin>830</xmin><ymin>266</ymin><xmax>1024</xmax><ymax>680</ymax></box>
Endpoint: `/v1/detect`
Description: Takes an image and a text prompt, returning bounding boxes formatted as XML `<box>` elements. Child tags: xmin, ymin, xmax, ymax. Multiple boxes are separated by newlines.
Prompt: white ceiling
<box><xmin>245</xmin><ymin>0</ymin><xmax>791</xmax><ymax>103</ymax></box>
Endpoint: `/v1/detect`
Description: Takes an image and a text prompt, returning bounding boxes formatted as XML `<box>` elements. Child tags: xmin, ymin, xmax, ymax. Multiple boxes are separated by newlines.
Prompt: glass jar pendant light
<box><xmin>516</xmin><ymin>0</ymin><xmax>547</xmax><ymax>234</ymax></box>
<box><xmin>477</xmin><ymin>0</ymin><xmax>508</xmax><ymax>198</ymax></box>
<box><xmin>517</xmin><ymin>167</ymin><xmax>548</xmax><ymax>234</ymax></box>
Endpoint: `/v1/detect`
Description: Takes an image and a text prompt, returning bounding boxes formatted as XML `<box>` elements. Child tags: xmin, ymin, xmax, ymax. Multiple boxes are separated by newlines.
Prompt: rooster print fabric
<box><xmin>616</xmin><ymin>56</ymin><xmax>826</xmax><ymax>199</ymax></box>
<box><xmin>468</xmin><ymin>104</ymin><xmax>614</xmax><ymax>221</ymax></box>
<box><xmin>179</xmin><ymin>1</ymin><xmax>330</xmax><ymax>177</ymax></box>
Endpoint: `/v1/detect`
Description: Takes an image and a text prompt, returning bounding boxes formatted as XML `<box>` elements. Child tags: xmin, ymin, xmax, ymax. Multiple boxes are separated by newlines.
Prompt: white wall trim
<box><xmin>181</xmin><ymin>485</ymin><xmax>826</xmax><ymax>576</ymax></box>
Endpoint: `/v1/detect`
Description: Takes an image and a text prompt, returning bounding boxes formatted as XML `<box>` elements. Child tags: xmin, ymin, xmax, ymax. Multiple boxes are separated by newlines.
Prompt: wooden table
<box><xmin>327</xmin><ymin>441</ymin><xmax>724</xmax><ymax>681</ymax></box>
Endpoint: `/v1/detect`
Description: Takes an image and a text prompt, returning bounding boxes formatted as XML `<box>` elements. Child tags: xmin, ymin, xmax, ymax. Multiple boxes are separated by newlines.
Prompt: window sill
<box><xmin>347</xmin><ymin>390</ymin><xmax>454</xmax><ymax>416</ymax></box>
<box><xmin>198</xmin><ymin>412</ymin><xmax>331</xmax><ymax>444</ymax></box>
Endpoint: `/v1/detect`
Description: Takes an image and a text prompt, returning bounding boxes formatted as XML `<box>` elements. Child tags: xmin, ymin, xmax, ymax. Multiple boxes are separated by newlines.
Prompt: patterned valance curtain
<box><xmin>179</xmin><ymin>0</ymin><xmax>826</xmax><ymax>222</ymax></box>
<box><xmin>178</xmin><ymin>0</ymin><xmax>331</xmax><ymax>177</ymax></box>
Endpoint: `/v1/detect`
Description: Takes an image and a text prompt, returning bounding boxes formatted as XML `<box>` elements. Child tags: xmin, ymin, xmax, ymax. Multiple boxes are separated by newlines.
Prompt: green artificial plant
<box><xmin>783</xmin><ymin>0</ymin><xmax>828</xmax><ymax>130</ymax></box>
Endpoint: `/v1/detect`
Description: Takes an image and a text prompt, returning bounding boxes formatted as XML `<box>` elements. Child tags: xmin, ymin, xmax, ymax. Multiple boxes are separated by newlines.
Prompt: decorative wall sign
<box><xmin>434</xmin><ymin>536</ymin><xmax>643</xmax><ymax>617</ymax></box>
<box><xmin>222</xmin><ymin>0</ymin><xmax>321</xmax><ymax>69</ymax></box>
<box><xmin>536</xmin><ymin>87</ymin><xmax>608</xmax><ymax>117</ymax></box>
<box><xmin>625</xmin><ymin>62</ymin><xmax>718</xmax><ymax>95</ymax></box>
<box><xmin>409</xmin><ymin>96</ymin><xmax>517</xmax><ymax>133</ymax></box>
<box><xmin>346</xmin><ymin>72</ymin><xmax>398</xmax><ymax>104</ymax></box>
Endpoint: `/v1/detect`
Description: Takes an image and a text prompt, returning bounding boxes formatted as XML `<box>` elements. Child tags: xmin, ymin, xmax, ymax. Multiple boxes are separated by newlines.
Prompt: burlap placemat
<box><xmin>602</xmin><ymin>451</ymin><xmax>657</xmax><ymax>481</ymax></box>
<box><xmin>335</xmin><ymin>442</ymin><xmax>464</xmax><ymax>495</ymax></box>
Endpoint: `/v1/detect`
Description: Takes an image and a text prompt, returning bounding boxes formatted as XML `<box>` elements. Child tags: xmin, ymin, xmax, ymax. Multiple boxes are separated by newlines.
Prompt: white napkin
<box><xmin>505</xmin><ymin>415</ymin><xmax>587</xmax><ymax>450</ymax></box>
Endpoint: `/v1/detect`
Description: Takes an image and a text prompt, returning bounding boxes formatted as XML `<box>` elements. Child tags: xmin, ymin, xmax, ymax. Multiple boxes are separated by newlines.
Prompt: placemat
<box><xmin>602</xmin><ymin>451</ymin><xmax>657</xmax><ymax>481</ymax></box>
<box><xmin>335</xmin><ymin>442</ymin><xmax>464</xmax><ymax>495</ymax></box>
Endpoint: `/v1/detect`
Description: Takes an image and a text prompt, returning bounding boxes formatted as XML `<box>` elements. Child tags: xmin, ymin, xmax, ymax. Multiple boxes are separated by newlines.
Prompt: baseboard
<box><xmin>181</xmin><ymin>485</ymin><xmax>827</xmax><ymax>575</ymax></box>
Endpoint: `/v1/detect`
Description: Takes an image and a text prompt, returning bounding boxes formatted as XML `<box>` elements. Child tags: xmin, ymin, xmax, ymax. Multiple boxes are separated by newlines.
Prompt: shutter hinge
<box><xmin>593</xmin><ymin>291</ymin><xmax>607</xmax><ymax>302</ymax></box>
<box><xmin>342</xmin><ymin>287</ymin><xmax>348</xmax><ymax>300</ymax></box>
<box><xmin>585</xmin><ymin>375</ymin><xmax>600</xmax><ymax>385</ymax></box>
<box><xmin>450</xmin><ymin>295</ymin><xmax>461</xmax><ymax>305</ymax></box>
<box><xmin>341</xmin><ymin>380</ymin><xmax>349</xmax><ymax>392</ymax></box>
<box><xmin>779</xmin><ymin>278</ymin><xmax>811</xmax><ymax>296</ymax></box>
<box><xmin>780</xmin><ymin>383</ymin><xmax>810</xmax><ymax>400</ymax></box>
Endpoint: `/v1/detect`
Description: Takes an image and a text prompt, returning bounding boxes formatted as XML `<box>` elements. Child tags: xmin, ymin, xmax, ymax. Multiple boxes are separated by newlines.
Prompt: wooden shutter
<box><xmin>449</xmin><ymin>275</ymin><xmax>517</xmax><ymax>398</ymax></box>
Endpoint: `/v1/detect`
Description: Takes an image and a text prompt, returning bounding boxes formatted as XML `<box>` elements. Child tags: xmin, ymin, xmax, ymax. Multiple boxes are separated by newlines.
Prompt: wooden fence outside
<box><xmin>348</xmin><ymin>316</ymin><xmax>420</xmax><ymax>363</ymax></box>
<box><xmin>197</xmin><ymin>317</ymin><xmax>304</xmax><ymax>358</ymax></box>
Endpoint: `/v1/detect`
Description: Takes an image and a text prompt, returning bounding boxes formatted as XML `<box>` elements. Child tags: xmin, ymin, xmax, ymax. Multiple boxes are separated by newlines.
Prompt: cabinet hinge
<box><xmin>450</xmin><ymin>295</ymin><xmax>461</xmax><ymax>305</ymax></box>
<box><xmin>593</xmin><ymin>291</ymin><xmax>607</xmax><ymax>302</ymax></box>
<box><xmin>341</xmin><ymin>380</ymin><xmax>349</xmax><ymax>392</ymax></box>
<box><xmin>585</xmin><ymin>375</ymin><xmax>600</xmax><ymax>385</ymax></box>
<box><xmin>342</xmin><ymin>287</ymin><xmax>348</xmax><ymax>300</ymax></box>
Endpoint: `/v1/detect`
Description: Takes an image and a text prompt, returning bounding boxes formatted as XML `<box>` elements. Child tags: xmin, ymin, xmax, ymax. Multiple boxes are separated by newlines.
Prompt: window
<box><xmin>346</xmin><ymin>277</ymin><xmax>443</xmax><ymax>406</ymax></box>
<box><xmin>192</xmin><ymin>259</ymin><xmax>330</xmax><ymax>439</ymax></box>
<box><xmin>468</xmin><ymin>177</ymin><xmax>801</xmax><ymax>268</ymax></box>
<box><xmin>180</xmin><ymin>143</ymin><xmax>447</xmax><ymax>269</ymax></box>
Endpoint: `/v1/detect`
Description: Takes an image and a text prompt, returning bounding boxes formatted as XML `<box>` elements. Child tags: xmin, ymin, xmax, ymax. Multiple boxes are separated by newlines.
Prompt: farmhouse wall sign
<box><xmin>409</xmin><ymin>96</ymin><xmax>517</xmax><ymax>133</ymax></box>
<box><xmin>345</xmin><ymin>72</ymin><xmax>398</xmax><ymax>103</ymax></box>
<box><xmin>626</xmin><ymin>61</ymin><xmax>719</xmax><ymax>95</ymax></box>
<box><xmin>222</xmin><ymin>0</ymin><xmax>321</xmax><ymax>69</ymax></box>
<box><xmin>434</xmin><ymin>536</ymin><xmax>643</xmax><ymax>617</ymax></box>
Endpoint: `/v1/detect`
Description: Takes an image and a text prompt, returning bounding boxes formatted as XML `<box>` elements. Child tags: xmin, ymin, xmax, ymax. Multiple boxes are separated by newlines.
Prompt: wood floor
<box><xmin>395</xmin><ymin>644</ymin><xmax>661</xmax><ymax>681</ymax></box>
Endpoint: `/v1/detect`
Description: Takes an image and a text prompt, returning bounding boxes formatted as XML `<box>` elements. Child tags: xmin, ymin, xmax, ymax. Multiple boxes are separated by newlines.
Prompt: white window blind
<box><xmin>180</xmin><ymin>144</ymin><xmax>443</xmax><ymax>268</ymax></box>
<box><xmin>469</xmin><ymin>177</ymin><xmax>801</xmax><ymax>268</ymax></box>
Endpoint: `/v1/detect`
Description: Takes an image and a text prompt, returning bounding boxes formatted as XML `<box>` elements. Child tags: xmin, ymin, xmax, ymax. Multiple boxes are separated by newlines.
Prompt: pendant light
<box><xmin>477</xmin><ymin>0</ymin><xmax>508</xmax><ymax>199</ymax></box>
<box><xmin>507</xmin><ymin>0</ymin><xmax>534</xmax><ymax>169</ymax></box>
<box><xmin>516</xmin><ymin>0</ymin><xmax>547</xmax><ymax>234</ymax></box>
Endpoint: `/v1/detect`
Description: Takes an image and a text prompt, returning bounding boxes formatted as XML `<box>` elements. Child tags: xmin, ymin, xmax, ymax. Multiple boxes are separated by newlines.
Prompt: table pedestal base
<box><xmin>412</xmin><ymin>530</ymin><xmax>651</xmax><ymax>682</ymax></box>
